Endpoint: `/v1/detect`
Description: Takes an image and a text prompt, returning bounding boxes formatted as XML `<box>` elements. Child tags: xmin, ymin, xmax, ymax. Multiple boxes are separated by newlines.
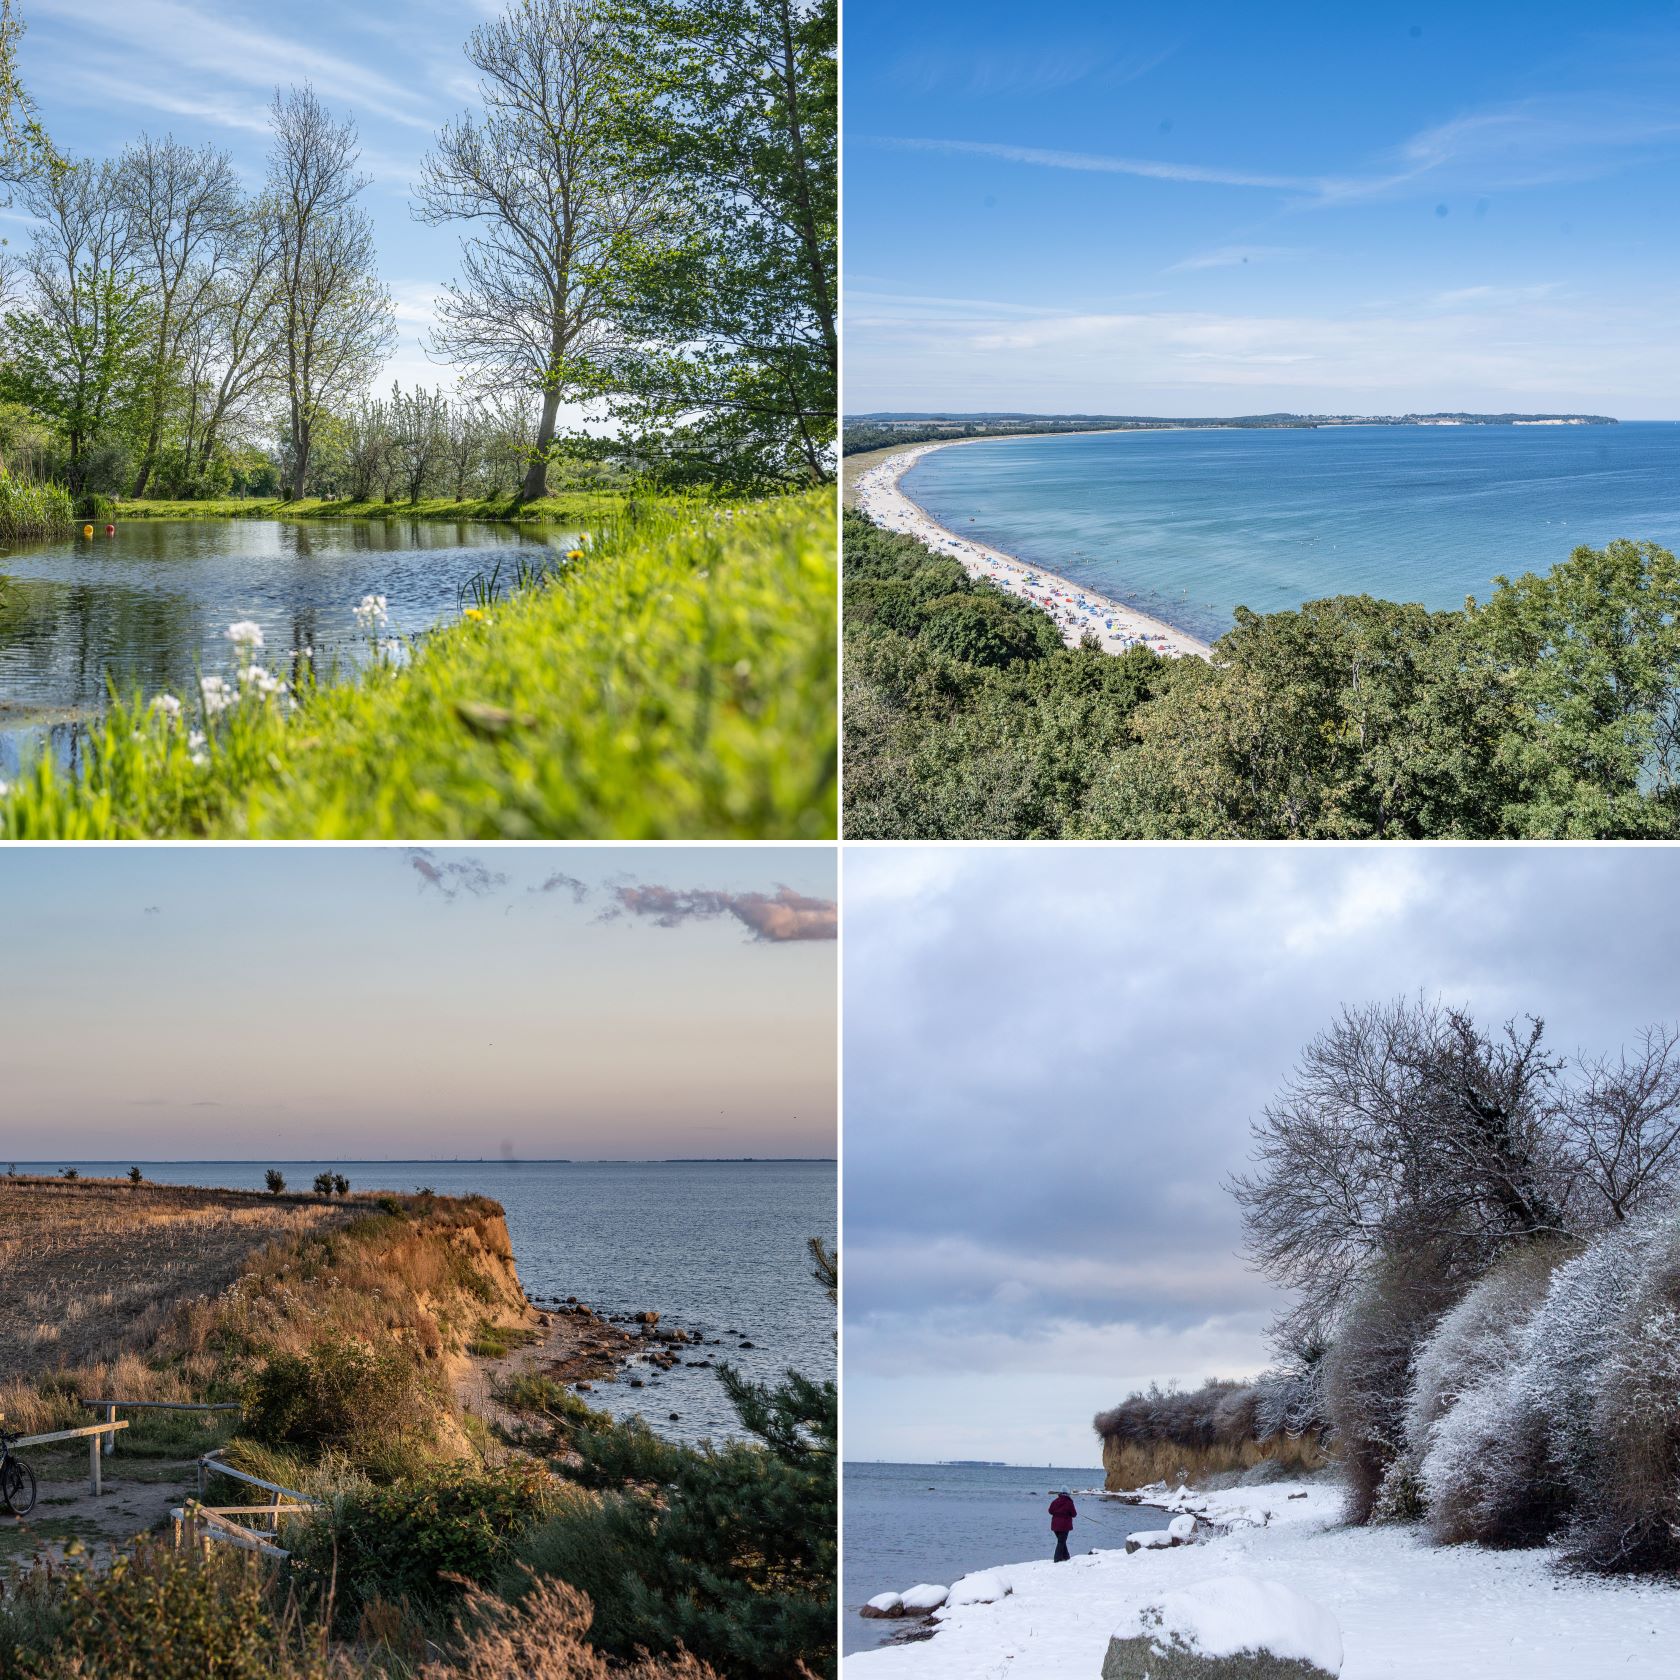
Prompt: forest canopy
<box><xmin>843</xmin><ymin>510</ymin><xmax>1680</xmax><ymax>839</ymax></box>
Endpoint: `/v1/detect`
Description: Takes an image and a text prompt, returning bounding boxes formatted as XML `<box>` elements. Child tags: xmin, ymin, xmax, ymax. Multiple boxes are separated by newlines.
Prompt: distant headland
<box><xmin>844</xmin><ymin>410</ymin><xmax>1617</xmax><ymax>452</ymax></box>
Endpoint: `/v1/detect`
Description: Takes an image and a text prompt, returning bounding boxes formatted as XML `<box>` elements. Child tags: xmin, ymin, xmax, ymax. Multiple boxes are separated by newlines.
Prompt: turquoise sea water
<box><xmin>901</xmin><ymin>422</ymin><xmax>1680</xmax><ymax>645</ymax></box>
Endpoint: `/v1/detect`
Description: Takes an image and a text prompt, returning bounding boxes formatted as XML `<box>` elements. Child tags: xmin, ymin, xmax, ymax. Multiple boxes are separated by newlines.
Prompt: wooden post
<box><xmin>90</xmin><ymin>1434</ymin><xmax>101</xmax><ymax>1497</ymax></box>
<box><xmin>103</xmin><ymin>1403</ymin><xmax>117</xmax><ymax>1456</ymax></box>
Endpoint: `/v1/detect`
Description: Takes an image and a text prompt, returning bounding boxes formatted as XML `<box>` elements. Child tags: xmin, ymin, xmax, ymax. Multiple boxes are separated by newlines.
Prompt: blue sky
<box><xmin>844</xmin><ymin>1</ymin><xmax>1680</xmax><ymax>416</ymax></box>
<box><xmin>12</xmin><ymin>0</ymin><xmax>509</xmax><ymax>392</ymax></box>
<box><xmin>0</xmin><ymin>845</ymin><xmax>836</xmax><ymax>1161</ymax></box>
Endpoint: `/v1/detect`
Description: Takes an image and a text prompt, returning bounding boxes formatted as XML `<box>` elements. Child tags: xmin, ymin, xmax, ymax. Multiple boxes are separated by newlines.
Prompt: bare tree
<box><xmin>1230</xmin><ymin>997</ymin><xmax>1575</xmax><ymax>1340</ymax></box>
<box><xmin>443</xmin><ymin>398</ymin><xmax>486</xmax><ymax>499</ymax></box>
<box><xmin>7</xmin><ymin>158</ymin><xmax>148</xmax><ymax>490</ymax></box>
<box><xmin>340</xmin><ymin>392</ymin><xmax>395</xmax><ymax>502</ymax></box>
<box><xmin>267</xmin><ymin>85</ymin><xmax>393</xmax><ymax>498</ymax></box>
<box><xmin>182</xmin><ymin>204</ymin><xmax>285</xmax><ymax>476</ymax></box>
<box><xmin>1563</xmin><ymin>1023</ymin><xmax>1680</xmax><ymax>1222</ymax></box>
<box><xmin>389</xmin><ymin>381</ymin><xmax>449</xmax><ymax>504</ymax></box>
<box><xmin>115</xmin><ymin>134</ymin><xmax>242</xmax><ymax>495</ymax></box>
<box><xmin>413</xmin><ymin>0</ymin><xmax>658</xmax><ymax>501</ymax></box>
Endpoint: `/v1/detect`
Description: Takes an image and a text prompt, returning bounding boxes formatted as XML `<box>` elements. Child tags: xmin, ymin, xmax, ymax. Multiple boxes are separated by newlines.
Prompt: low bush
<box><xmin>242</xmin><ymin>1335</ymin><xmax>437</xmax><ymax>1464</ymax></box>
<box><xmin>293</xmin><ymin>1461</ymin><xmax>558</xmax><ymax>1630</ymax></box>
<box><xmin>0</xmin><ymin>1540</ymin><xmax>342</xmax><ymax>1680</ymax></box>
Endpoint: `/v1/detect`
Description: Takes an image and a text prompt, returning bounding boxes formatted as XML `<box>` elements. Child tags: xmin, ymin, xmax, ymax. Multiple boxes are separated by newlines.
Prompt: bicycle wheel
<box><xmin>1</xmin><ymin>1455</ymin><xmax>35</xmax><ymax>1516</ymax></box>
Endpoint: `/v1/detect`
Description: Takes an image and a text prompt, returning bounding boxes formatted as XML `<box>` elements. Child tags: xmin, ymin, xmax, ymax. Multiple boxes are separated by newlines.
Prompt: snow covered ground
<box><xmin>844</xmin><ymin>1480</ymin><xmax>1680</xmax><ymax>1678</ymax></box>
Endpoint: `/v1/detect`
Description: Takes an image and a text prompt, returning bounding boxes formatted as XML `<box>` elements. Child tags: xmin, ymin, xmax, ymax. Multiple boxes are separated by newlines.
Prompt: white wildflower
<box><xmin>225</xmin><ymin>619</ymin><xmax>264</xmax><ymax>650</ymax></box>
<box><xmin>199</xmin><ymin>674</ymin><xmax>232</xmax><ymax>716</ymax></box>
<box><xmin>353</xmin><ymin>593</ymin><xmax>389</xmax><ymax>629</ymax></box>
<box><xmin>150</xmin><ymin>693</ymin><xmax>182</xmax><ymax>722</ymax></box>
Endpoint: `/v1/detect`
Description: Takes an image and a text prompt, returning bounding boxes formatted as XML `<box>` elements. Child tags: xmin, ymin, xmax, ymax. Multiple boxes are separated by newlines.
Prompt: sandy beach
<box><xmin>852</xmin><ymin>439</ymin><xmax>1214</xmax><ymax>661</ymax></box>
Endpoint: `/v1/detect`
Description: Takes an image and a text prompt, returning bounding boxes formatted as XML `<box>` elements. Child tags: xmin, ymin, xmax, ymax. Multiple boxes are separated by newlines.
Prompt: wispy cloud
<box><xmin>873</xmin><ymin>136</ymin><xmax>1329</xmax><ymax>194</ymax></box>
<box><xmin>529</xmin><ymin>871</ymin><xmax>589</xmax><ymax>903</ymax></box>
<box><xmin>31</xmin><ymin>0</ymin><xmax>440</xmax><ymax>132</ymax></box>
<box><xmin>872</xmin><ymin>94</ymin><xmax>1680</xmax><ymax>214</ymax></box>
<box><xmin>405</xmin><ymin>849</ymin><xmax>508</xmax><ymax>900</ymax></box>
<box><xmin>604</xmin><ymin>885</ymin><xmax>838</xmax><ymax>943</ymax></box>
<box><xmin>1166</xmin><ymin>245</ymin><xmax>1311</xmax><ymax>273</ymax></box>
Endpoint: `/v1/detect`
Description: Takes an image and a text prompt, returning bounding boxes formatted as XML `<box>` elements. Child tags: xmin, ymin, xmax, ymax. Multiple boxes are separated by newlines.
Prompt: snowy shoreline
<box><xmin>843</xmin><ymin>1477</ymin><xmax>1680</xmax><ymax>1677</ymax></box>
<box><xmin>852</xmin><ymin>441</ymin><xmax>1214</xmax><ymax>661</ymax></box>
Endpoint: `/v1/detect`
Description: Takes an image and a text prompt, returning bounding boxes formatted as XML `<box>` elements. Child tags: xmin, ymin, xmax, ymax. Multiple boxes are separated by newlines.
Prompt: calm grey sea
<box><xmin>842</xmin><ymin>1460</ymin><xmax>1159</xmax><ymax>1655</ymax></box>
<box><xmin>904</xmin><ymin>420</ymin><xmax>1680</xmax><ymax>644</ymax></box>
<box><xmin>31</xmin><ymin>1159</ymin><xmax>835</xmax><ymax>1446</ymax></box>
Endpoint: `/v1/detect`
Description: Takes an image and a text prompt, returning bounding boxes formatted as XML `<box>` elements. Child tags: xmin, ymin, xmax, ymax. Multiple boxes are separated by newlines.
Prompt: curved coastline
<box><xmin>853</xmin><ymin>435</ymin><xmax>1214</xmax><ymax>661</ymax></box>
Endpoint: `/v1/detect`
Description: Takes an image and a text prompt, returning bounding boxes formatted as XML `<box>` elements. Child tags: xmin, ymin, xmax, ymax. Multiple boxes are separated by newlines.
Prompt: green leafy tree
<box><xmin>313</xmin><ymin>1170</ymin><xmax>335</xmax><ymax>1196</ymax></box>
<box><xmin>0</xmin><ymin>160</ymin><xmax>154</xmax><ymax>492</ymax></box>
<box><xmin>1470</xmin><ymin>539</ymin><xmax>1680</xmax><ymax>837</ymax></box>
<box><xmin>264</xmin><ymin>1168</ymin><xmax>285</xmax><ymax>1195</ymax></box>
<box><xmin>127</xmin><ymin>1166</ymin><xmax>142</xmax><ymax>1185</ymax></box>
<box><xmin>587</xmin><ymin>0</ymin><xmax>835</xmax><ymax>487</ymax></box>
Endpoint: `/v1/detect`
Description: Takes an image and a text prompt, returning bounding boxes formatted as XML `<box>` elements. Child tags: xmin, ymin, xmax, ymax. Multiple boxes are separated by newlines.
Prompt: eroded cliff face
<box><xmin>1101</xmin><ymin>1430</ymin><xmax>1327</xmax><ymax>1491</ymax></box>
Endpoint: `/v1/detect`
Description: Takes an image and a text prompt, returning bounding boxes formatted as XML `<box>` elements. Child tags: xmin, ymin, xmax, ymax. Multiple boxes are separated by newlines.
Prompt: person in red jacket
<box><xmin>1048</xmin><ymin>1490</ymin><xmax>1077</xmax><ymax>1561</ymax></box>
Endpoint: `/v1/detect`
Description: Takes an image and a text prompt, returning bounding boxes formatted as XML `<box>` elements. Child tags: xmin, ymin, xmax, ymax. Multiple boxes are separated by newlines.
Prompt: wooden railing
<box><xmin>174</xmin><ymin>1450</ymin><xmax>320</xmax><ymax>1559</ymax></box>
<box><xmin>80</xmin><ymin>1397</ymin><xmax>242</xmax><ymax>1455</ymax></box>
<box><xmin>9</xmin><ymin>1421</ymin><xmax>129</xmax><ymax>1495</ymax></box>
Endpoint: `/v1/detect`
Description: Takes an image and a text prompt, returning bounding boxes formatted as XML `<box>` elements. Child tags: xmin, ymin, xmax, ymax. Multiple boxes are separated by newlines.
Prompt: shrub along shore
<box><xmin>110</xmin><ymin>491</ymin><xmax>643</xmax><ymax>526</ymax></box>
<box><xmin>0</xmin><ymin>1176</ymin><xmax>836</xmax><ymax>1680</ymax></box>
<box><xmin>0</xmin><ymin>491</ymin><xmax>837</xmax><ymax>839</ymax></box>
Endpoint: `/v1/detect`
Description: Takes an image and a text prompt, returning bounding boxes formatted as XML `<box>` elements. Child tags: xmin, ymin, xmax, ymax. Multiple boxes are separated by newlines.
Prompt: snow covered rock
<box><xmin>860</xmin><ymin>1592</ymin><xmax>903</xmax><ymax>1619</ymax></box>
<box><xmin>899</xmin><ymin>1583</ymin><xmax>949</xmax><ymax>1613</ymax></box>
<box><xmin>1101</xmin><ymin>1576</ymin><xmax>1342</xmax><ymax>1679</ymax></box>
<box><xmin>947</xmin><ymin>1569</ymin><xmax>1012</xmax><ymax>1606</ymax></box>
<box><xmin>1168</xmin><ymin>1514</ymin><xmax>1197</xmax><ymax>1541</ymax></box>
<box><xmin>1125</xmin><ymin>1529</ymin><xmax>1176</xmax><ymax>1553</ymax></box>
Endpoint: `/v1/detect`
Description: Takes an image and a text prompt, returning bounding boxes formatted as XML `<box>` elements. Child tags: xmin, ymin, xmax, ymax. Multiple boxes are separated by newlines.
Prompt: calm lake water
<box><xmin>0</xmin><ymin>518</ymin><xmax>577</xmax><ymax>776</ymax></box>
<box><xmin>842</xmin><ymin>1461</ymin><xmax>1157</xmax><ymax>1655</ymax></box>
<box><xmin>904</xmin><ymin>421</ymin><xmax>1680</xmax><ymax>644</ymax></box>
<box><xmin>30</xmin><ymin>1159</ymin><xmax>835</xmax><ymax>1447</ymax></box>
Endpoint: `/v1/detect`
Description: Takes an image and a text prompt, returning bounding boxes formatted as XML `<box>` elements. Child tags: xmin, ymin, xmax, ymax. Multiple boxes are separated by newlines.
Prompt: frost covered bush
<box><xmin>1576</xmin><ymin>1215</ymin><xmax>1680</xmax><ymax>1570</ymax></box>
<box><xmin>1410</xmin><ymin>1242</ymin><xmax>1570</xmax><ymax>1543</ymax></box>
<box><xmin>1408</xmin><ymin>1209</ymin><xmax>1680</xmax><ymax>1567</ymax></box>
<box><xmin>1323</xmin><ymin>1244</ymin><xmax>1468</xmax><ymax>1524</ymax></box>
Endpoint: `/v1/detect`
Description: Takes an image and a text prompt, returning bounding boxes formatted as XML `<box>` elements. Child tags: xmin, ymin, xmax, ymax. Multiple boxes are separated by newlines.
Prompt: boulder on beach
<box><xmin>1168</xmin><ymin>1514</ymin><xmax>1197</xmax><ymax>1541</ymax></box>
<box><xmin>1125</xmin><ymin>1530</ymin><xmax>1175</xmax><ymax>1554</ymax></box>
<box><xmin>899</xmin><ymin>1583</ymin><xmax>949</xmax><ymax>1613</ymax></box>
<box><xmin>860</xmin><ymin>1592</ymin><xmax>903</xmax><ymax>1620</ymax></box>
<box><xmin>1101</xmin><ymin>1576</ymin><xmax>1342</xmax><ymax>1680</ymax></box>
<box><xmin>947</xmin><ymin>1568</ymin><xmax>1011</xmax><ymax>1607</ymax></box>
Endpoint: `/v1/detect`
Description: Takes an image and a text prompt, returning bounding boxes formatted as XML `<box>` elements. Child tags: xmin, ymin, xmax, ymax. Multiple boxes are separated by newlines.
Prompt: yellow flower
<box><xmin>566</xmin><ymin>549</ymin><xmax>584</xmax><ymax>560</ymax></box>
<box><xmin>463</xmin><ymin>607</ymin><xmax>486</xmax><ymax>621</ymax></box>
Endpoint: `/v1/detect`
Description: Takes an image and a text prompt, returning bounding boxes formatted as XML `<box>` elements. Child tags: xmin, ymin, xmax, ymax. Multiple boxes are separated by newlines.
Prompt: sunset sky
<box><xmin>0</xmin><ymin>846</ymin><xmax>836</xmax><ymax>1162</ymax></box>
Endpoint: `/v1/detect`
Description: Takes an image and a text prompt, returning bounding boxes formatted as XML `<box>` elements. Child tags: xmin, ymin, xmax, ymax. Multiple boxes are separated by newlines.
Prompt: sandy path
<box><xmin>852</xmin><ymin>440</ymin><xmax>1213</xmax><ymax>661</ymax></box>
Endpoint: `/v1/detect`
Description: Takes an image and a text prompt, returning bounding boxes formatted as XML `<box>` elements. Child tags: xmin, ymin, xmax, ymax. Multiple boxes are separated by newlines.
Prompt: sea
<box><xmin>902</xmin><ymin>421</ymin><xmax>1680</xmax><ymax>645</ymax></box>
<box><xmin>28</xmin><ymin>1159</ymin><xmax>835</xmax><ymax>1447</ymax></box>
<box><xmin>842</xmin><ymin>1460</ymin><xmax>1161</xmax><ymax>1656</ymax></box>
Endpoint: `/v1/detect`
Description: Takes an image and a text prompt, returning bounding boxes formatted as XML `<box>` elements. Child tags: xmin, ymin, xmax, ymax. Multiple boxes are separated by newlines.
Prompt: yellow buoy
<box><xmin>83</xmin><ymin>524</ymin><xmax>94</xmax><ymax>538</ymax></box>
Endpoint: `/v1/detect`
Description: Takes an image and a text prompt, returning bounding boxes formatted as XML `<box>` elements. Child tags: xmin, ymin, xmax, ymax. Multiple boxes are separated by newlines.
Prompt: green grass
<box><xmin>0</xmin><ymin>491</ymin><xmax>836</xmax><ymax>838</ymax></box>
<box><xmin>468</xmin><ymin>1321</ymin><xmax>543</xmax><ymax>1359</ymax></box>
<box><xmin>117</xmin><ymin>489</ymin><xmax>664</xmax><ymax>525</ymax></box>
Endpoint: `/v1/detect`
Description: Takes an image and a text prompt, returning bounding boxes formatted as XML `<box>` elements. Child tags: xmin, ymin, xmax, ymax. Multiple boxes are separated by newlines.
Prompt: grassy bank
<box><xmin>0</xmin><ymin>491</ymin><xmax>836</xmax><ymax>839</ymax></box>
<box><xmin>113</xmin><ymin>490</ymin><xmax>651</xmax><ymax>526</ymax></box>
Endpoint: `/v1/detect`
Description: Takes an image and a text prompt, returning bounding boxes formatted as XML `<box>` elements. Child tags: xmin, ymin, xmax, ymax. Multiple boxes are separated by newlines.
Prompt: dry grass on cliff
<box><xmin>0</xmin><ymin>1179</ymin><xmax>527</xmax><ymax>1446</ymax></box>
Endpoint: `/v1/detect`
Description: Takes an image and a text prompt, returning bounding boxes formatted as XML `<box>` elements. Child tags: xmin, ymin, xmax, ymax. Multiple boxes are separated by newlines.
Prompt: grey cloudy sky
<box><xmin>843</xmin><ymin>844</ymin><xmax>1680</xmax><ymax>1467</ymax></box>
